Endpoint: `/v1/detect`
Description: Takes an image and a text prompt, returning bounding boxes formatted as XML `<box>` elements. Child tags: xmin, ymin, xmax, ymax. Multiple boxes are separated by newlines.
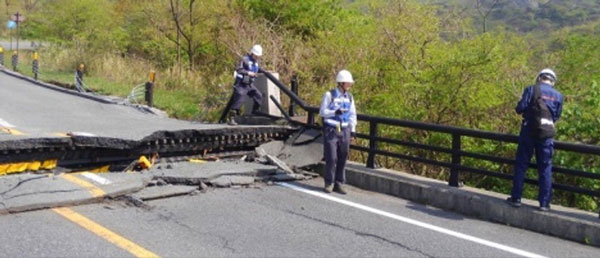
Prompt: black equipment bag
<box><xmin>530</xmin><ymin>84</ymin><xmax>556</xmax><ymax>139</ymax></box>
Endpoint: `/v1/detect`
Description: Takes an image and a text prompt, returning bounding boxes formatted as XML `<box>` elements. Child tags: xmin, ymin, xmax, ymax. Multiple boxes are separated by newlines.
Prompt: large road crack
<box><xmin>2</xmin><ymin>189</ymin><xmax>82</xmax><ymax>200</ymax></box>
<box><xmin>0</xmin><ymin>175</ymin><xmax>48</xmax><ymax>196</ymax></box>
<box><xmin>149</xmin><ymin>208</ymin><xmax>237</xmax><ymax>253</ymax></box>
<box><xmin>285</xmin><ymin>209</ymin><xmax>436</xmax><ymax>258</ymax></box>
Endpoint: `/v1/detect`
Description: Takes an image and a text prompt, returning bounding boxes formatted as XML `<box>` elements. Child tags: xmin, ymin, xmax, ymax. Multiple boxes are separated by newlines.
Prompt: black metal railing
<box><xmin>260</xmin><ymin>69</ymin><xmax>600</xmax><ymax>215</ymax></box>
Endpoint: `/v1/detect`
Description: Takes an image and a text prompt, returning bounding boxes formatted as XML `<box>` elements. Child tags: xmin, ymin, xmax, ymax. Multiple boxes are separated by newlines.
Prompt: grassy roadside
<box><xmin>3</xmin><ymin>50</ymin><xmax>223</xmax><ymax>121</ymax></box>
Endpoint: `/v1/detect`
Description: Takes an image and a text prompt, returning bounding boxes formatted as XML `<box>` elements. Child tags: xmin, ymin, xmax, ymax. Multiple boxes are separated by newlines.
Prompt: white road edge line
<box><xmin>278</xmin><ymin>182</ymin><xmax>547</xmax><ymax>258</ymax></box>
<box><xmin>81</xmin><ymin>172</ymin><xmax>112</xmax><ymax>185</ymax></box>
<box><xmin>0</xmin><ymin>118</ymin><xmax>15</xmax><ymax>128</ymax></box>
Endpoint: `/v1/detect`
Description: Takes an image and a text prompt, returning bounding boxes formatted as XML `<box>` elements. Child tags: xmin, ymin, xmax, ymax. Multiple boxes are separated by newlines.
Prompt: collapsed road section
<box><xmin>0</xmin><ymin>67</ymin><xmax>297</xmax><ymax>173</ymax></box>
<box><xmin>1</xmin><ymin>126</ymin><xmax>295</xmax><ymax>172</ymax></box>
<box><xmin>0</xmin><ymin>128</ymin><xmax>324</xmax><ymax>214</ymax></box>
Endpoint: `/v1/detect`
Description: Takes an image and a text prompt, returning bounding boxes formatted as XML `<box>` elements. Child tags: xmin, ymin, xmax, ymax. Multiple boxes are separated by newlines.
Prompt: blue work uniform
<box><xmin>231</xmin><ymin>54</ymin><xmax>263</xmax><ymax>113</ymax></box>
<box><xmin>319</xmin><ymin>88</ymin><xmax>357</xmax><ymax>186</ymax></box>
<box><xmin>510</xmin><ymin>82</ymin><xmax>563</xmax><ymax>207</ymax></box>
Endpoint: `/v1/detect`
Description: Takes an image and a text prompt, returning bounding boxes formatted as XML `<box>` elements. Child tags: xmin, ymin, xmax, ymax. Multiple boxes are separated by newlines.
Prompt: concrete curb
<box><xmin>315</xmin><ymin>161</ymin><xmax>600</xmax><ymax>247</ymax></box>
<box><xmin>0</xmin><ymin>66</ymin><xmax>159</xmax><ymax>115</ymax></box>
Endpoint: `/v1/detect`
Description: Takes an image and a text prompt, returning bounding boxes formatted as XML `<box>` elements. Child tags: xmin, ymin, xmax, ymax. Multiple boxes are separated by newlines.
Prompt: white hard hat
<box><xmin>538</xmin><ymin>68</ymin><xmax>557</xmax><ymax>82</ymax></box>
<box><xmin>336</xmin><ymin>70</ymin><xmax>354</xmax><ymax>83</ymax></box>
<box><xmin>250</xmin><ymin>44</ymin><xmax>263</xmax><ymax>56</ymax></box>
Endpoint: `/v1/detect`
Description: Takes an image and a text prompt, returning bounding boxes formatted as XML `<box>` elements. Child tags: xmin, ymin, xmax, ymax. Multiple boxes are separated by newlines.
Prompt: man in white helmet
<box><xmin>319</xmin><ymin>69</ymin><xmax>358</xmax><ymax>194</ymax></box>
<box><xmin>507</xmin><ymin>68</ymin><xmax>563</xmax><ymax>211</ymax></box>
<box><xmin>228</xmin><ymin>44</ymin><xmax>264</xmax><ymax>125</ymax></box>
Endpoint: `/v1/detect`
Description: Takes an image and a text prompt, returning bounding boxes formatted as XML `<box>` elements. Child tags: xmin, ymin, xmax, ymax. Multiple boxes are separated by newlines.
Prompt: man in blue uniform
<box><xmin>319</xmin><ymin>70</ymin><xmax>357</xmax><ymax>194</ymax></box>
<box><xmin>507</xmin><ymin>69</ymin><xmax>563</xmax><ymax>211</ymax></box>
<box><xmin>228</xmin><ymin>44</ymin><xmax>264</xmax><ymax>125</ymax></box>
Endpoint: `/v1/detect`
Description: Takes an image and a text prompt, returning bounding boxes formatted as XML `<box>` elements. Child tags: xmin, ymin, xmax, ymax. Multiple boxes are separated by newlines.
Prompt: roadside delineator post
<box><xmin>145</xmin><ymin>71</ymin><xmax>155</xmax><ymax>107</ymax></box>
<box><xmin>0</xmin><ymin>47</ymin><xmax>4</xmax><ymax>66</ymax></box>
<box><xmin>11</xmin><ymin>50</ymin><xmax>18</xmax><ymax>71</ymax></box>
<box><xmin>32</xmin><ymin>52</ymin><xmax>39</xmax><ymax>80</ymax></box>
<box><xmin>75</xmin><ymin>64</ymin><xmax>84</xmax><ymax>92</ymax></box>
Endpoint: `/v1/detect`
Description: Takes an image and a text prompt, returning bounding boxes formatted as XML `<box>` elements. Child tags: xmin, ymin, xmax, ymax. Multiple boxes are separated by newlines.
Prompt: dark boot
<box><xmin>333</xmin><ymin>183</ymin><xmax>347</xmax><ymax>195</ymax></box>
<box><xmin>251</xmin><ymin>102</ymin><xmax>261</xmax><ymax>115</ymax></box>
<box><xmin>506</xmin><ymin>197</ymin><xmax>521</xmax><ymax>207</ymax></box>
<box><xmin>323</xmin><ymin>184</ymin><xmax>333</xmax><ymax>193</ymax></box>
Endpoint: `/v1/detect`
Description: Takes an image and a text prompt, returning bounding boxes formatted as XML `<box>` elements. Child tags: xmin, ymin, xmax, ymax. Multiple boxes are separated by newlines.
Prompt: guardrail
<box><xmin>259</xmin><ymin>68</ymin><xmax>600</xmax><ymax>216</ymax></box>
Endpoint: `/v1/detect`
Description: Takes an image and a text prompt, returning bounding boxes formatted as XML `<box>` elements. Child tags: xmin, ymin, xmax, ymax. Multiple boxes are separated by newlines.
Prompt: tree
<box><xmin>475</xmin><ymin>0</ymin><xmax>500</xmax><ymax>33</ymax></box>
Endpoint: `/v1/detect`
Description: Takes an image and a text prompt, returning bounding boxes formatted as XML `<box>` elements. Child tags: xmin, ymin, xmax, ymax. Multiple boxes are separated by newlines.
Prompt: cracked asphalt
<box><xmin>1</xmin><ymin>178</ymin><xmax>598</xmax><ymax>257</ymax></box>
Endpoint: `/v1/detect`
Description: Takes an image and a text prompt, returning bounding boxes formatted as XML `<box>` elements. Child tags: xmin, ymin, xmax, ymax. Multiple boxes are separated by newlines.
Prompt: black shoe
<box><xmin>251</xmin><ymin>103</ymin><xmax>261</xmax><ymax>115</ymax></box>
<box><xmin>506</xmin><ymin>197</ymin><xmax>521</xmax><ymax>207</ymax></box>
<box><xmin>333</xmin><ymin>184</ymin><xmax>347</xmax><ymax>195</ymax></box>
<box><xmin>539</xmin><ymin>205</ymin><xmax>550</xmax><ymax>212</ymax></box>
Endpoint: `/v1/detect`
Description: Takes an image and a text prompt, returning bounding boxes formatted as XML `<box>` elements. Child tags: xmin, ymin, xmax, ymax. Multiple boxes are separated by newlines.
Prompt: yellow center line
<box><xmin>59</xmin><ymin>173</ymin><xmax>105</xmax><ymax>198</ymax></box>
<box><xmin>52</xmin><ymin>207</ymin><xmax>159</xmax><ymax>258</ymax></box>
<box><xmin>53</xmin><ymin>132</ymin><xmax>71</xmax><ymax>137</ymax></box>
<box><xmin>0</xmin><ymin>128</ymin><xmax>25</xmax><ymax>136</ymax></box>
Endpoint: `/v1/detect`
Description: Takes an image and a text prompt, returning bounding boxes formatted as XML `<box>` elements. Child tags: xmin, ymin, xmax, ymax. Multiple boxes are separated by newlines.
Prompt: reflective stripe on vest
<box><xmin>324</xmin><ymin>89</ymin><xmax>352</xmax><ymax>128</ymax></box>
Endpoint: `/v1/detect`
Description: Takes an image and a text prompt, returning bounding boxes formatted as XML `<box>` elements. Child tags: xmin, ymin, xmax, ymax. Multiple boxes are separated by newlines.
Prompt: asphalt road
<box><xmin>1</xmin><ymin>179</ymin><xmax>598</xmax><ymax>257</ymax></box>
<box><xmin>0</xmin><ymin>69</ymin><xmax>229</xmax><ymax>141</ymax></box>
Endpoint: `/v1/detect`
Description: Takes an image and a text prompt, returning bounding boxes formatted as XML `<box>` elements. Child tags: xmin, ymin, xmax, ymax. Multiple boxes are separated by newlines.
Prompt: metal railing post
<box><xmin>449</xmin><ymin>133</ymin><xmax>461</xmax><ymax>187</ymax></box>
<box><xmin>366</xmin><ymin>121</ymin><xmax>378</xmax><ymax>168</ymax></box>
<box><xmin>145</xmin><ymin>71</ymin><xmax>155</xmax><ymax>107</ymax></box>
<box><xmin>289</xmin><ymin>74</ymin><xmax>298</xmax><ymax>117</ymax></box>
<box><xmin>307</xmin><ymin>112</ymin><xmax>315</xmax><ymax>125</ymax></box>
<box><xmin>32</xmin><ymin>52</ymin><xmax>39</xmax><ymax>80</ymax></box>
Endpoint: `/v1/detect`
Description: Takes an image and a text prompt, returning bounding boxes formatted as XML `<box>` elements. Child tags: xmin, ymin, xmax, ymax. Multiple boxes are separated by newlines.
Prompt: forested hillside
<box><xmin>430</xmin><ymin>0</ymin><xmax>600</xmax><ymax>33</ymax></box>
<box><xmin>0</xmin><ymin>0</ymin><xmax>598</xmax><ymax>211</ymax></box>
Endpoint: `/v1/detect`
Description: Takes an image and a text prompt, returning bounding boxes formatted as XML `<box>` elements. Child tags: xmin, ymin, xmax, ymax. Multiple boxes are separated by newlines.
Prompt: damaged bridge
<box><xmin>0</xmin><ymin>65</ymin><xmax>327</xmax><ymax>214</ymax></box>
<box><xmin>0</xmin><ymin>68</ymin><xmax>295</xmax><ymax>171</ymax></box>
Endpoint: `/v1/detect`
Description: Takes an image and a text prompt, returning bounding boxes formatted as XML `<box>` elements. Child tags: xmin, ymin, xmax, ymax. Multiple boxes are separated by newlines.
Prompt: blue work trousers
<box><xmin>510</xmin><ymin>124</ymin><xmax>554</xmax><ymax>207</ymax></box>
<box><xmin>231</xmin><ymin>83</ymin><xmax>263</xmax><ymax>112</ymax></box>
<box><xmin>323</xmin><ymin>126</ymin><xmax>350</xmax><ymax>186</ymax></box>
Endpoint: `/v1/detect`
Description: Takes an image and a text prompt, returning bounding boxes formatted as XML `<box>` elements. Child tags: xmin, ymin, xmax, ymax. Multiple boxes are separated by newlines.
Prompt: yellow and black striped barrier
<box><xmin>0</xmin><ymin>47</ymin><xmax>4</xmax><ymax>66</ymax></box>
<box><xmin>32</xmin><ymin>52</ymin><xmax>39</xmax><ymax>80</ymax></box>
<box><xmin>11</xmin><ymin>50</ymin><xmax>18</xmax><ymax>71</ymax></box>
